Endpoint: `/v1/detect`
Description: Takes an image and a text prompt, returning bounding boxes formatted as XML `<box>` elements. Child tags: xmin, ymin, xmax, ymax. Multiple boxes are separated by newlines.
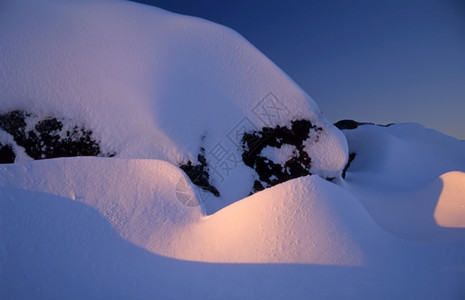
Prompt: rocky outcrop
<box><xmin>0</xmin><ymin>144</ymin><xmax>15</xmax><ymax>164</ymax></box>
<box><xmin>240</xmin><ymin>119</ymin><xmax>323</xmax><ymax>193</ymax></box>
<box><xmin>180</xmin><ymin>147</ymin><xmax>220</xmax><ymax>197</ymax></box>
<box><xmin>0</xmin><ymin>110</ymin><xmax>114</xmax><ymax>163</ymax></box>
<box><xmin>334</xmin><ymin>119</ymin><xmax>394</xmax><ymax>130</ymax></box>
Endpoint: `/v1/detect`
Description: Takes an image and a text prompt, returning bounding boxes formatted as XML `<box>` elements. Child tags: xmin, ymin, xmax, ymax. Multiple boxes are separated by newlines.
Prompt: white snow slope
<box><xmin>1</xmin><ymin>156</ymin><xmax>465</xmax><ymax>299</ymax></box>
<box><xmin>343</xmin><ymin>123</ymin><xmax>465</xmax><ymax>243</ymax></box>
<box><xmin>1</xmin><ymin>0</ymin><xmax>465</xmax><ymax>299</ymax></box>
<box><xmin>0</xmin><ymin>0</ymin><xmax>347</xmax><ymax>212</ymax></box>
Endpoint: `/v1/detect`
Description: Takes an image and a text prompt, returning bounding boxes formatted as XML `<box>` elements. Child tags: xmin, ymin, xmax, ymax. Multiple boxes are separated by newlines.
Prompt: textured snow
<box><xmin>1</xmin><ymin>0</ymin><xmax>465</xmax><ymax>299</ymax></box>
<box><xmin>0</xmin><ymin>159</ymin><xmax>364</xmax><ymax>265</ymax></box>
<box><xmin>0</xmin><ymin>0</ymin><xmax>348</xmax><ymax>209</ymax></box>
<box><xmin>1</xmin><ymin>156</ymin><xmax>465</xmax><ymax>299</ymax></box>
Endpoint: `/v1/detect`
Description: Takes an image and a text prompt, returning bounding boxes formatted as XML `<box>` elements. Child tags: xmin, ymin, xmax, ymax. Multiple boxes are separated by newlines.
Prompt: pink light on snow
<box><xmin>434</xmin><ymin>171</ymin><xmax>465</xmax><ymax>228</ymax></box>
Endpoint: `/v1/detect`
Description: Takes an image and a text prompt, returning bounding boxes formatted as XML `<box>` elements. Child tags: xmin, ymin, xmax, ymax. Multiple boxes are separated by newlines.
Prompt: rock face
<box><xmin>179</xmin><ymin>147</ymin><xmax>220</xmax><ymax>197</ymax></box>
<box><xmin>241</xmin><ymin>119</ymin><xmax>323</xmax><ymax>193</ymax></box>
<box><xmin>334</xmin><ymin>119</ymin><xmax>394</xmax><ymax>130</ymax></box>
<box><xmin>334</xmin><ymin>119</ymin><xmax>376</xmax><ymax>130</ymax></box>
<box><xmin>0</xmin><ymin>144</ymin><xmax>15</xmax><ymax>164</ymax></box>
<box><xmin>181</xmin><ymin>119</ymin><xmax>333</xmax><ymax>196</ymax></box>
<box><xmin>0</xmin><ymin>110</ymin><xmax>113</xmax><ymax>162</ymax></box>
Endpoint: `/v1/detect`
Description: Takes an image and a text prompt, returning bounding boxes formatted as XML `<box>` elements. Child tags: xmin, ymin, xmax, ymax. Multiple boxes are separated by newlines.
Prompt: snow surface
<box><xmin>260</xmin><ymin>144</ymin><xmax>297</xmax><ymax>166</ymax></box>
<box><xmin>1</xmin><ymin>0</ymin><xmax>465</xmax><ymax>299</ymax></box>
<box><xmin>343</xmin><ymin>123</ymin><xmax>465</xmax><ymax>244</ymax></box>
<box><xmin>1</xmin><ymin>156</ymin><xmax>465</xmax><ymax>299</ymax></box>
<box><xmin>0</xmin><ymin>0</ymin><xmax>348</xmax><ymax>211</ymax></box>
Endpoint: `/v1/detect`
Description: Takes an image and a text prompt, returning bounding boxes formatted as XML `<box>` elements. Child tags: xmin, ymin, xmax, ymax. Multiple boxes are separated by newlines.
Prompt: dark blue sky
<box><xmin>131</xmin><ymin>0</ymin><xmax>465</xmax><ymax>139</ymax></box>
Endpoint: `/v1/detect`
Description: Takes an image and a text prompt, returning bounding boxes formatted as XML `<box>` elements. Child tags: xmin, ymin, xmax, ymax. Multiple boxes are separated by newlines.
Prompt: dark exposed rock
<box><xmin>333</xmin><ymin>119</ymin><xmax>374</xmax><ymax>130</ymax></box>
<box><xmin>0</xmin><ymin>144</ymin><xmax>15</xmax><ymax>164</ymax></box>
<box><xmin>0</xmin><ymin>110</ymin><xmax>29</xmax><ymax>135</ymax></box>
<box><xmin>342</xmin><ymin>152</ymin><xmax>356</xmax><ymax>179</ymax></box>
<box><xmin>180</xmin><ymin>147</ymin><xmax>220</xmax><ymax>197</ymax></box>
<box><xmin>334</xmin><ymin>119</ymin><xmax>395</xmax><ymax>130</ymax></box>
<box><xmin>0</xmin><ymin>109</ymin><xmax>114</xmax><ymax>163</ymax></box>
<box><xmin>241</xmin><ymin>119</ymin><xmax>323</xmax><ymax>194</ymax></box>
<box><xmin>252</xmin><ymin>180</ymin><xmax>265</xmax><ymax>193</ymax></box>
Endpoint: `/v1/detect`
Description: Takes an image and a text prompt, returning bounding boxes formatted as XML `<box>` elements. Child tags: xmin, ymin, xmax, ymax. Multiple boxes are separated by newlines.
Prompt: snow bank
<box><xmin>342</xmin><ymin>123</ymin><xmax>465</xmax><ymax>243</ymax></box>
<box><xmin>2</xmin><ymin>157</ymin><xmax>464</xmax><ymax>299</ymax></box>
<box><xmin>0</xmin><ymin>157</ymin><xmax>384</xmax><ymax>265</ymax></box>
<box><xmin>343</xmin><ymin>123</ymin><xmax>465</xmax><ymax>186</ymax></box>
<box><xmin>0</xmin><ymin>158</ymin><xmax>204</xmax><ymax>253</ymax></box>
<box><xmin>434</xmin><ymin>171</ymin><xmax>465</xmax><ymax>229</ymax></box>
<box><xmin>1</xmin><ymin>0</ymin><xmax>464</xmax><ymax>298</ymax></box>
<box><xmin>0</xmin><ymin>0</ymin><xmax>348</xmax><ymax>211</ymax></box>
<box><xmin>174</xmin><ymin>175</ymin><xmax>370</xmax><ymax>265</ymax></box>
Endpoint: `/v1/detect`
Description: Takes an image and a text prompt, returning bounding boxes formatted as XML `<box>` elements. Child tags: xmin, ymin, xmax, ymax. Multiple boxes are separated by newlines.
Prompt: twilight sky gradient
<box><xmin>131</xmin><ymin>0</ymin><xmax>465</xmax><ymax>139</ymax></box>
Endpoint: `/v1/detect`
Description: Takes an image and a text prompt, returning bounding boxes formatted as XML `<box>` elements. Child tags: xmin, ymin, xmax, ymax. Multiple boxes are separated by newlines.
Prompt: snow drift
<box><xmin>1</xmin><ymin>155</ymin><xmax>465</xmax><ymax>299</ymax></box>
<box><xmin>342</xmin><ymin>122</ymin><xmax>465</xmax><ymax>243</ymax></box>
<box><xmin>1</xmin><ymin>0</ymin><xmax>465</xmax><ymax>299</ymax></box>
<box><xmin>0</xmin><ymin>158</ymin><xmax>367</xmax><ymax>265</ymax></box>
<box><xmin>0</xmin><ymin>0</ymin><xmax>347</xmax><ymax>212</ymax></box>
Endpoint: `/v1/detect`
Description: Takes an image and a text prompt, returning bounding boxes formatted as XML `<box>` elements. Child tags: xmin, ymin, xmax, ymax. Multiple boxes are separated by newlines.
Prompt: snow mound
<box><xmin>174</xmin><ymin>175</ymin><xmax>372</xmax><ymax>265</ymax></box>
<box><xmin>1</xmin><ymin>0</ymin><xmax>465</xmax><ymax>298</ymax></box>
<box><xmin>0</xmin><ymin>158</ymin><xmax>372</xmax><ymax>265</ymax></box>
<box><xmin>0</xmin><ymin>158</ymin><xmax>204</xmax><ymax>253</ymax></box>
<box><xmin>342</xmin><ymin>123</ymin><xmax>465</xmax><ymax>243</ymax></box>
<box><xmin>0</xmin><ymin>0</ymin><xmax>348</xmax><ymax>212</ymax></box>
<box><xmin>434</xmin><ymin>171</ymin><xmax>465</xmax><ymax>229</ymax></box>
<box><xmin>343</xmin><ymin>122</ymin><xmax>465</xmax><ymax>186</ymax></box>
<box><xmin>2</xmin><ymin>157</ymin><xmax>465</xmax><ymax>299</ymax></box>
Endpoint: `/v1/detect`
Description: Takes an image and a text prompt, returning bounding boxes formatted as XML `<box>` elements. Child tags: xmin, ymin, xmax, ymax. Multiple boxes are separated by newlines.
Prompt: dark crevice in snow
<box><xmin>334</xmin><ymin>119</ymin><xmax>395</xmax><ymax>130</ymax></box>
<box><xmin>342</xmin><ymin>152</ymin><xmax>356</xmax><ymax>179</ymax></box>
<box><xmin>0</xmin><ymin>144</ymin><xmax>15</xmax><ymax>164</ymax></box>
<box><xmin>241</xmin><ymin>119</ymin><xmax>323</xmax><ymax>194</ymax></box>
<box><xmin>0</xmin><ymin>110</ymin><xmax>115</xmax><ymax>163</ymax></box>
<box><xmin>180</xmin><ymin>147</ymin><xmax>220</xmax><ymax>197</ymax></box>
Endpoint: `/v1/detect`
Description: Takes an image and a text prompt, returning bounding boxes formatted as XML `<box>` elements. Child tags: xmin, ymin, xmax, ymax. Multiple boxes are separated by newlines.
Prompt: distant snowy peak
<box><xmin>0</xmin><ymin>0</ymin><xmax>348</xmax><ymax>211</ymax></box>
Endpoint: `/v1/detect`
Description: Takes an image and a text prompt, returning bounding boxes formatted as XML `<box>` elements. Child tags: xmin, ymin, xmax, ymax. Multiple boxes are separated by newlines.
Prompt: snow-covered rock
<box><xmin>1</xmin><ymin>0</ymin><xmax>465</xmax><ymax>299</ymax></box>
<box><xmin>0</xmin><ymin>110</ymin><xmax>113</xmax><ymax>161</ymax></box>
<box><xmin>0</xmin><ymin>0</ymin><xmax>348</xmax><ymax>212</ymax></box>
